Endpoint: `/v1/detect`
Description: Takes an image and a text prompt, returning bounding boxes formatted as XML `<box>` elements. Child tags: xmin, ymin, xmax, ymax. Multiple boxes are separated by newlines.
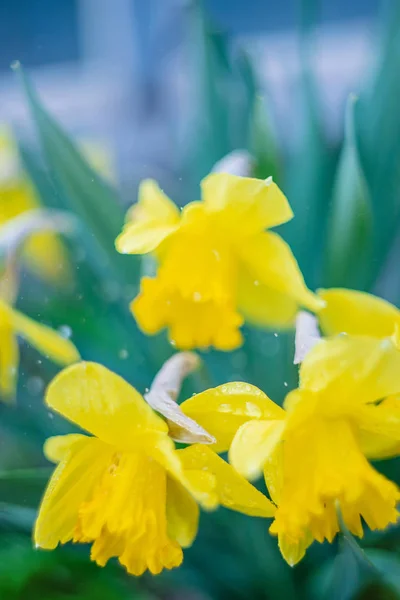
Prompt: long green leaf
<box><xmin>324</xmin><ymin>95</ymin><xmax>373</xmax><ymax>289</ymax></box>
<box><xmin>14</xmin><ymin>63</ymin><xmax>139</xmax><ymax>286</ymax></box>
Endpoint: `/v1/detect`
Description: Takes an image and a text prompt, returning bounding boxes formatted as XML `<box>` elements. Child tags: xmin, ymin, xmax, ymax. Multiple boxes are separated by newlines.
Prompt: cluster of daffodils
<box><xmin>34</xmin><ymin>289</ymin><xmax>400</xmax><ymax>573</ymax></box>
<box><xmin>2</xmin><ymin>161</ymin><xmax>400</xmax><ymax>576</ymax></box>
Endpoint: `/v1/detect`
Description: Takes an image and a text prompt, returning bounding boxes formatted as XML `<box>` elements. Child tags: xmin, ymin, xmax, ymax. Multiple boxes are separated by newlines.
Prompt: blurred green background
<box><xmin>1</xmin><ymin>0</ymin><xmax>400</xmax><ymax>598</ymax></box>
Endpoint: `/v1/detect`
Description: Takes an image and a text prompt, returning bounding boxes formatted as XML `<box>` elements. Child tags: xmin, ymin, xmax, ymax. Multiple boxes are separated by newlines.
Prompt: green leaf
<box><xmin>365</xmin><ymin>550</ymin><xmax>400</xmax><ymax>594</ymax></box>
<box><xmin>0</xmin><ymin>468</ymin><xmax>51</xmax><ymax>508</ymax></box>
<box><xmin>284</xmin><ymin>0</ymin><xmax>336</xmax><ymax>287</ymax></box>
<box><xmin>355</xmin><ymin>5</ymin><xmax>400</xmax><ymax>288</ymax></box>
<box><xmin>14</xmin><ymin>63</ymin><xmax>139</xmax><ymax>286</ymax></box>
<box><xmin>249</xmin><ymin>95</ymin><xmax>282</xmax><ymax>183</ymax></box>
<box><xmin>181</xmin><ymin>4</ymin><xmax>256</xmax><ymax>190</ymax></box>
<box><xmin>324</xmin><ymin>95</ymin><xmax>373</xmax><ymax>289</ymax></box>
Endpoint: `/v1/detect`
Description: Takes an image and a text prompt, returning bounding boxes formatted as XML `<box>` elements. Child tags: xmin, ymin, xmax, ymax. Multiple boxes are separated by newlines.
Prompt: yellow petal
<box><xmin>229</xmin><ymin>419</ymin><xmax>285</xmax><ymax>481</ymax></box>
<box><xmin>318</xmin><ymin>288</ymin><xmax>399</xmax><ymax>338</ymax></box>
<box><xmin>159</xmin><ymin>218</ymin><xmax>236</xmax><ymax>304</ymax></box>
<box><xmin>357</xmin><ymin>396</ymin><xmax>400</xmax><ymax>460</ymax></box>
<box><xmin>178</xmin><ymin>444</ymin><xmax>275</xmax><ymax>517</ymax></box>
<box><xmin>11</xmin><ymin>307</ymin><xmax>80</xmax><ymax>366</ymax></box>
<box><xmin>45</xmin><ymin>361</ymin><xmax>168</xmax><ymax>447</ymax></box>
<box><xmin>300</xmin><ymin>335</ymin><xmax>400</xmax><ymax>407</ymax></box>
<box><xmin>237</xmin><ymin>232</ymin><xmax>323</xmax><ymax>314</ymax></box>
<box><xmin>115</xmin><ymin>179</ymin><xmax>180</xmax><ymax>254</ymax></box>
<box><xmin>276</xmin><ymin>531</ymin><xmax>313</xmax><ymax>567</ymax></box>
<box><xmin>35</xmin><ymin>436</ymin><xmax>113</xmax><ymax>549</ymax></box>
<box><xmin>201</xmin><ymin>173</ymin><xmax>293</xmax><ymax>234</ymax></box>
<box><xmin>166</xmin><ymin>477</ymin><xmax>199</xmax><ymax>547</ymax></box>
<box><xmin>237</xmin><ymin>264</ymin><xmax>298</xmax><ymax>328</ymax></box>
<box><xmin>0</xmin><ymin>304</ymin><xmax>18</xmax><ymax>400</ymax></box>
<box><xmin>44</xmin><ymin>434</ymin><xmax>87</xmax><ymax>463</ymax></box>
<box><xmin>263</xmin><ymin>440</ymin><xmax>284</xmax><ymax>505</ymax></box>
<box><xmin>180</xmin><ymin>382</ymin><xmax>284</xmax><ymax>452</ymax></box>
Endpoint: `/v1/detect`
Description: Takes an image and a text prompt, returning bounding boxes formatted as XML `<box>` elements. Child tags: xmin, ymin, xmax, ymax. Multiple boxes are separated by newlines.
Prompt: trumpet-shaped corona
<box><xmin>35</xmin><ymin>362</ymin><xmax>275</xmax><ymax>576</ymax></box>
<box><xmin>116</xmin><ymin>174</ymin><xmax>323</xmax><ymax>350</ymax></box>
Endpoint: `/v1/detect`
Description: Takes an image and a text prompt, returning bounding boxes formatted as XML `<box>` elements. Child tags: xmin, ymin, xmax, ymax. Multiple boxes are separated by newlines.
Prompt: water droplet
<box><xmin>58</xmin><ymin>325</ymin><xmax>72</xmax><ymax>339</ymax></box>
<box><xmin>144</xmin><ymin>387</ymin><xmax>150</xmax><ymax>393</ymax></box>
<box><xmin>119</xmin><ymin>349</ymin><xmax>128</xmax><ymax>359</ymax></box>
<box><xmin>102</xmin><ymin>281</ymin><xmax>121</xmax><ymax>302</ymax></box>
<box><xmin>212</xmin><ymin>249</ymin><xmax>221</xmax><ymax>261</ymax></box>
<box><xmin>254</xmin><ymin>280</ymin><xmax>260</xmax><ymax>286</ymax></box>
<box><xmin>273</xmin><ymin>333</ymin><xmax>278</xmax><ymax>337</ymax></box>
<box><xmin>193</xmin><ymin>292</ymin><xmax>202</xmax><ymax>302</ymax></box>
<box><xmin>283</xmin><ymin>381</ymin><xmax>288</xmax><ymax>387</ymax></box>
<box><xmin>37</xmin><ymin>359</ymin><xmax>42</xmax><ymax>365</ymax></box>
<box><xmin>245</xmin><ymin>402</ymin><xmax>262</xmax><ymax>417</ymax></box>
<box><xmin>27</xmin><ymin>376</ymin><xmax>44</xmax><ymax>395</ymax></box>
<box><xmin>170</xmin><ymin>340</ymin><xmax>177</xmax><ymax>347</ymax></box>
<box><xmin>48</xmin><ymin>412</ymin><xmax>54</xmax><ymax>420</ymax></box>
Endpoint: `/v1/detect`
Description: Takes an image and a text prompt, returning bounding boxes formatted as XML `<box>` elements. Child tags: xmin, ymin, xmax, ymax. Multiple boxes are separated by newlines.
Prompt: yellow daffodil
<box><xmin>35</xmin><ymin>361</ymin><xmax>274</xmax><ymax>576</ymax></box>
<box><xmin>0</xmin><ymin>296</ymin><xmax>80</xmax><ymax>399</ymax></box>
<box><xmin>115</xmin><ymin>174</ymin><xmax>323</xmax><ymax>350</ymax></box>
<box><xmin>182</xmin><ymin>336</ymin><xmax>400</xmax><ymax>566</ymax></box>
<box><xmin>0</xmin><ymin>127</ymin><xmax>70</xmax><ymax>284</ymax></box>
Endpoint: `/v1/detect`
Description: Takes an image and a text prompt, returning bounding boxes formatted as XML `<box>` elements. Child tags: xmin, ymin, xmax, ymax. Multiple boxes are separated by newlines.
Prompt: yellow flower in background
<box><xmin>0</xmin><ymin>127</ymin><xmax>70</xmax><ymax>284</ymax></box>
<box><xmin>0</xmin><ymin>127</ymin><xmax>114</xmax><ymax>285</ymax></box>
<box><xmin>115</xmin><ymin>174</ymin><xmax>323</xmax><ymax>350</ymax></box>
<box><xmin>185</xmin><ymin>336</ymin><xmax>400</xmax><ymax>566</ymax></box>
<box><xmin>0</xmin><ymin>296</ymin><xmax>80</xmax><ymax>400</ymax></box>
<box><xmin>35</xmin><ymin>362</ymin><xmax>274</xmax><ymax>576</ymax></box>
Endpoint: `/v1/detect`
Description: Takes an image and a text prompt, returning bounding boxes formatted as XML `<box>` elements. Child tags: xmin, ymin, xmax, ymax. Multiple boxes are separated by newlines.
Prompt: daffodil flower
<box><xmin>0</xmin><ymin>127</ymin><xmax>113</xmax><ymax>285</ymax></box>
<box><xmin>0</xmin><ymin>127</ymin><xmax>70</xmax><ymax>284</ymax></box>
<box><xmin>0</xmin><ymin>296</ymin><xmax>80</xmax><ymax>400</ymax></box>
<box><xmin>182</xmin><ymin>336</ymin><xmax>400</xmax><ymax>566</ymax></box>
<box><xmin>115</xmin><ymin>174</ymin><xmax>323</xmax><ymax>350</ymax></box>
<box><xmin>34</xmin><ymin>361</ymin><xmax>275</xmax><ymax>576</ymax></box>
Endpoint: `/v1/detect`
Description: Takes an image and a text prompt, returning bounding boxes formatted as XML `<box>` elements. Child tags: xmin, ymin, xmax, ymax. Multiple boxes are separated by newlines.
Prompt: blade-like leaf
<box><xmin>0</xmin><ymin>468</ymin><xmax>51</xmax><ymax>508</ymax></box>
<box><xmin>249</xmin><ymin>94</ymin><xmax>282</xmax><ymax>182</ymax></box>
<box><xmin>324</xmin><ymin>95</ymin><xmax>373</xmax><ymax>289</ymax></box>
<box><xmin>14</xmin><ymin>63</ymin><xmax>139</xmax><ymax>286</ymax></box>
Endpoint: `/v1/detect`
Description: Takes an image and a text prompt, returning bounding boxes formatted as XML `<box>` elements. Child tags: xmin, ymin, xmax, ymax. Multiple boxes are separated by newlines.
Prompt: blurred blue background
<box><xmin>0</xmin><ymin>0</ymin><xmax>381</xmax><ymax>190</ymax></box>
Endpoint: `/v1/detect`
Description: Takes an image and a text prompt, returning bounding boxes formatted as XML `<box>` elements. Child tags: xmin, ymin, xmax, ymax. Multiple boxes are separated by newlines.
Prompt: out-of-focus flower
<box><xmin>115</xmin><ymin>174</ymin><xmax>323</xmax><ymax>350</ymax></box>
<box><xmin>0</xmin><ymin>127</ymin><xmax>70</xmax><ymax>284</ymax></box>
<box><xmin>35</xmin><ymin>361</ymin><xmax>274</xmax><ymax>576</ymax></box>
<box><xmin>185</xmin><ymin>336</ymin><xmax>400</xmax><ymax>566</ymax></box>
<box><xmin>0</xmin><ymin>128</ymin><xmax>114</xmax><ymax>285</ymax></box>
<box><xmin>0</xmin><ymin>296</ymin><xmax>80</xmax><ymax>400</ymax></box>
